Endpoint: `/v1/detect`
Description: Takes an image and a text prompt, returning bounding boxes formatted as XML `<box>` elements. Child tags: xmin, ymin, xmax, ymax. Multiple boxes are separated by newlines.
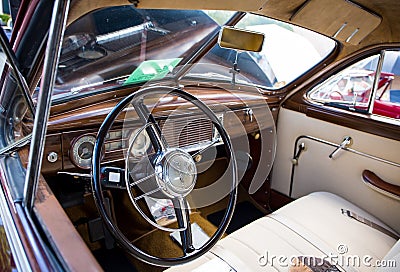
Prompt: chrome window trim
<box><xmin>23</xmin><ymin>0</ymin><xmax>70</xmax><ymax>211</ymax></box>
<box><xmin>368</xmin><ymin>50</ymin><xmax>385</xmax><ymax>114</ymax></box>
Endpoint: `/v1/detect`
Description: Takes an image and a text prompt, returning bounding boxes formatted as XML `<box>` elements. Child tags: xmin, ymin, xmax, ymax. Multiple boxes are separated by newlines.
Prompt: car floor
<box><xmin>58</xmin><ymin>173</ymin><xmax>269</xmax><ymax>271</ymax></box>
<box><xmin>93</xmin><ymin>247</ymin><xmax>138</xmax><ymax>272</ymax></box>
<box><xmin>125</xmin><ymin>201</ymin><xmax>267</xmax><ymax>271</ymax></box>
<box><xmin>207</xmin><ymin>200</ymin><xmax>265</xmax><ymax>234</ymax></box>
<box><xmin>120</xmin><ymin>185</ymin><xmax>268</xmax><ymax>271</ymax></box>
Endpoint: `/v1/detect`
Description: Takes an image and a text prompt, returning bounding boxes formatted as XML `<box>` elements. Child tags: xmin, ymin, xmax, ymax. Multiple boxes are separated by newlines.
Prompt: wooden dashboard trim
<box><xmin>48</xmin><ymin>85</ymin><xmax>275</xmax><ymax>133</ymax></box>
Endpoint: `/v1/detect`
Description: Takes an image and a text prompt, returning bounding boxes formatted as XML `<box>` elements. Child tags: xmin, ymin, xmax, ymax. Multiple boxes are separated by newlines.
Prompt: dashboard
<box><xmin>39</xmin><ymin>84</ymin><xmax>277</xmax><ymax>178</ymax></box>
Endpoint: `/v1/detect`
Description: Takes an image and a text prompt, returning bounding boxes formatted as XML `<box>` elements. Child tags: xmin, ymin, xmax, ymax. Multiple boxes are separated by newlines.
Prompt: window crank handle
<box><xmin>329</xmin><ymin>136</ymin><xmax>352</xmax><ymax>159</ymax></box>
<box><xmin>292</xmin><ymin>142</ymin><xmax>306</xmax><ymax>165</ymax></box>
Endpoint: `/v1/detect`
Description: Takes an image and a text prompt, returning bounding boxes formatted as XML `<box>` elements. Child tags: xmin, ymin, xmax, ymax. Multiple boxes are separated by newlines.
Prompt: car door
<box><xmin>272</xmin><ymin>47</ymin><xmax>400</xmax><ymax>234</ymax></box>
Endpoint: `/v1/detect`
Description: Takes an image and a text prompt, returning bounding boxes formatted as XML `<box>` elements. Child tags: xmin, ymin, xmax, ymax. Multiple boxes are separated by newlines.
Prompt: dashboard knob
<box><xmin>47</xmin><ymin>152</ymin><xmax>58</xmax><ymax>163</ymax></box>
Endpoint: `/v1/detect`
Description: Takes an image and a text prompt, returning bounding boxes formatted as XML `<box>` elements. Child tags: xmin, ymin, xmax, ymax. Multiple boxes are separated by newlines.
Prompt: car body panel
<box><xmin>374</xmin><ymin>99</ymin><xmax>400</xmax><ymax>119</ymax></box>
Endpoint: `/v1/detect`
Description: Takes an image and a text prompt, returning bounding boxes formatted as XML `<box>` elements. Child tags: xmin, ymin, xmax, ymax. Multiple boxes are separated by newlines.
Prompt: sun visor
<box><xmin>136</xmin><ymin>0</ymin><xmax>265</xmax><ymax>12</ymax></box>
<box><xmin>290</xmin><ymin>0</ymin><xmax>381</xmax><ymax>45</ymax></box>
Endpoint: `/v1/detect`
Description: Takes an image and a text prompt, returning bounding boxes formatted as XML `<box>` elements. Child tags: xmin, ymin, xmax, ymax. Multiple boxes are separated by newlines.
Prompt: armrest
<box><xmin>362</xmin><ymin>170</ymin><xmax>400</xmax><ymax>199</ymax></box>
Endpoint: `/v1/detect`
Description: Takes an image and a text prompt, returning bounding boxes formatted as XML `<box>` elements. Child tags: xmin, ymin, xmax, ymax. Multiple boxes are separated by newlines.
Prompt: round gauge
<box><xmin>71</xmin><ymin>134</ymin><xmax>96</xmax><ymax>169</ymax></box>
<box><xmin>78</xmin><ymin>46</ymin><xmax>107</xmax><ymax>60</ymax></box>
<box><xmin>129</xmin><ymin>128</ymin><xmax>151</xmax><ymax>157</ymax></box>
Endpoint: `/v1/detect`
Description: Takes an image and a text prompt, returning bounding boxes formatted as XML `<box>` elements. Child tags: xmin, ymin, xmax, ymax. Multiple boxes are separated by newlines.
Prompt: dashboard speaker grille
<box><xmin>159</xmin><ymin>116</ymin><xmax>213</xmax><ymax>148</ymax></box>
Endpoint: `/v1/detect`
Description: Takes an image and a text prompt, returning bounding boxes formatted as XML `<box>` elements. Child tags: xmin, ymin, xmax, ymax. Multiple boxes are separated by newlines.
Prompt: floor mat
<box><xmin>207</xmin><ymin>201</ymin><xmax>265</xmax><ymax>234</ymax></box>
<box><xmin>93</xmin><ymin>247</ymin><xmax>138</xmax><ymax>272</ymax></box>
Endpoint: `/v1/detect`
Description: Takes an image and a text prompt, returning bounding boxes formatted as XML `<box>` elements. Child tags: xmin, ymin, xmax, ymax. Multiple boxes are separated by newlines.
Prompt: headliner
<box><xmin>67</xmin><ymin>0</ymin><xmax>400</xmax><ymax>58</ymax></box>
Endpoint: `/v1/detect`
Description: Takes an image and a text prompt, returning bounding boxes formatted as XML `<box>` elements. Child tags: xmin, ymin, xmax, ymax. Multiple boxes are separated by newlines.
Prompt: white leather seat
<box><xmin>167</xmin><ymin>192</ymin><xmax>399</xmax><ymax>271</ymax></box>
<box><xmin>377</xmin><ymin>239</ymin><xmax>400</xmax><ymax>272</ymax></box>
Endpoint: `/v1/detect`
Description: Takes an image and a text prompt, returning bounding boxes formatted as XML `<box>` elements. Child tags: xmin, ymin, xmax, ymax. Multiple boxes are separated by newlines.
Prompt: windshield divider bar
<box><xmin>23</xmin><ymin>0</ymin><xmax>70</xmax><ymax>211</ymax></box>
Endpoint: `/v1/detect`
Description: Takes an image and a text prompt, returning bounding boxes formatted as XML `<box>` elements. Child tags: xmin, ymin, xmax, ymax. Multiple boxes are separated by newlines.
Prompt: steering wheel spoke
<box><xmin>129</xmin><ymin>173</ymin><xmax>156</xmax><ymax>187</ymax></box>
<box><xmin>191</xmin><ymin>138</ymin><xmax>220</xmax><ymax>159</ymax></box>
<box><xmin>148</xmin><ymin>122</ymin><xmax>168</xmax><ymax>152</ymax></box>
<box><xmin>133</xmin><ymin>187</ymin><xmax>163</xmax><ymax>201</ymax></box>
<box><xmin>172</xmin><ymin>197</ymin><xmax>195</xmax><ymax>254</ymax></box>
<box><xmin>132</xmin><ymin>99</ymin><xmax>168</xmax><ymax>153</ymax></box>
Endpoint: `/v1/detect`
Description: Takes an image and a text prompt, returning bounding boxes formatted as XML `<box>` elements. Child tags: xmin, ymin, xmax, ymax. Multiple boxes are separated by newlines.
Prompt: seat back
<box><xmin>376</xmin><ymin>239</ymin><xmax>400</xmax><ymax>271</ymax></box>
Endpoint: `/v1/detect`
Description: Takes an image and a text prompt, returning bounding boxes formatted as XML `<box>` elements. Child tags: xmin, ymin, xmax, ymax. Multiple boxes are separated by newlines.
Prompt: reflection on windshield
<box><xmin>54</xmin><ymin>7</ymin><xmax>224</xmax><ymax>101</ymax></box>
<box><xmin>124</xmin><ymin>58</ymin><xmax>182</xmax><ymax>85</ymax></box>
<box><xmin>187</xmin><ymin>14</ymin><xmax>335</xmax><ymax>90</ymax></box>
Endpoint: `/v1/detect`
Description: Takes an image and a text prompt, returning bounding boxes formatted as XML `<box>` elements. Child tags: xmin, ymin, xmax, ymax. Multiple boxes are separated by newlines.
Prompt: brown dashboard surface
<box><xmin>41</xmin><ymin>85</ymin><xmax>274</xmax><ymax>175</ymax></box>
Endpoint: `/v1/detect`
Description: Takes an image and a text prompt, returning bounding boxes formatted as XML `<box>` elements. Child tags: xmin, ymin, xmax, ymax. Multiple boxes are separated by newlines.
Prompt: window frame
<box><xmin>306</xmin><ymin>48</ymin><xmax>400</xmax><ymax>122</ymax></box>
<box><xmin>281</xmin><ymin>44</ymin><xmax>400</xmax><ymax>142</ymax></box>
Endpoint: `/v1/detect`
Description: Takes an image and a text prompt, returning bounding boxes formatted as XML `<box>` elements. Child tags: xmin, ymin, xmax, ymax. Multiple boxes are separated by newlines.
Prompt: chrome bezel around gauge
<box><xmin>70</xmin><ymin>134</ymin><xmax>96</xmax><ymax>169</ymax></box>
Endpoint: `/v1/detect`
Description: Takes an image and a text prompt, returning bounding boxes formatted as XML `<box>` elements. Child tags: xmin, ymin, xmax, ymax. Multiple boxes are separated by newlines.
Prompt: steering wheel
<box><xmin>92</xmin><ymin>86</ymin><xmax>238</xmax><ymax>267</ymax></box>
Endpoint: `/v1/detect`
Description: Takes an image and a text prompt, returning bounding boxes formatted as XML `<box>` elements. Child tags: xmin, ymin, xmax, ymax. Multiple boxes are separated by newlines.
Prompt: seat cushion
<box><xmin>268</xmin><ymin>192</ymin><xmax>397</xmax><ymax>267</ymax></box>
<box><xmin>376</xmin><ymin>239</ymin><xmax>400</xmax><ymax>272</ymax></box>
<box><xmin>167</xmin><ymin>192</ymin><xmax>398</xmax><ymax>271</ymax></box>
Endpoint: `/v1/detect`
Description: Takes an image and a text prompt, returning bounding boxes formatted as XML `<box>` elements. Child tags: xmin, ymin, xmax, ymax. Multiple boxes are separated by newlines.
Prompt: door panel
<box><xmin>272</xmin><ymin>108</ymin><xmax>400</xmax><ymax>232</ymax></box>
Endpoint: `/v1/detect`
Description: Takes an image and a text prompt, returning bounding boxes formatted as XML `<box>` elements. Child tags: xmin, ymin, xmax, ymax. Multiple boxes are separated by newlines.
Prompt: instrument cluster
<box><xmin>70</xmin><ymin>127</ymin><xmax>152</xmax><ymax>169</ymax></box>
<box><xmin>69</xmin><ymin>114</ymin><xmax>221</xmax><ymax>170</ymax></box>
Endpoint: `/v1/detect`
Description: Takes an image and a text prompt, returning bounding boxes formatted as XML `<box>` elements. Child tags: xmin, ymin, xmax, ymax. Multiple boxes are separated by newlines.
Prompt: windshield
<box><xmin>52</xmin><ymin>7</ymin><xmax>335</xmax><ymax>102</ymax></box>
<box><xmin>52</xmin><ymin>7</ymin><xmax>226</xmax><ymax>101</ymax></box>
<box><xmin>187</xmin><ymin>14</ymin><xmax>335</xmax><ymax>89</ymax></box>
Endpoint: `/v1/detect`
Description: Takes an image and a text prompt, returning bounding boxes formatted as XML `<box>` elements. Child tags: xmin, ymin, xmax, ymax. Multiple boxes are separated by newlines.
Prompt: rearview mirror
<box><xmin>218</xmin><ymin>26</ymin><xmax>264</xmax><ymax>52</ymax></box>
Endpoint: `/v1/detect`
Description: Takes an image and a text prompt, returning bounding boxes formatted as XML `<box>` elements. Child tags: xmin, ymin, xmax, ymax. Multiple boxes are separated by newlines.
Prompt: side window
<box><xmin>308</xmin><ymin>55</ymin><xmax>379</xmax><ymax>112</ymax></box>
<box><xmin>308</xmin><ymin>50</ymin><xmax>400</xmax><ymax>120</ymax></box>
<box><xmin>0</xmin><ymin>29</ymin><xmax>35</xmax><ymax>199</ymax></box>
<box><xmin>0</xmin><ymin>46</ymin><xmax>33</xmax><ymax>144</ymax></box>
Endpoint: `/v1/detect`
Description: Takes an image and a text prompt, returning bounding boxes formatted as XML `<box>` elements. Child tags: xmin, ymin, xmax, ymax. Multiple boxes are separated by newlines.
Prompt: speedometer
<box><xmin>70</xmin><ymin>134</ymin><xmax>96</xmax><ymax>169</ymax></box>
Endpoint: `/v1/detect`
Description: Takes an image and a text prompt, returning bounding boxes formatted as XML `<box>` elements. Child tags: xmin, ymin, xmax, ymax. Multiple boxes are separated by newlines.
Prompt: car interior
<box><xmin>0</xmin><ymin>0</ymin><xmax>399</xmax><ymax>271</ymax></box>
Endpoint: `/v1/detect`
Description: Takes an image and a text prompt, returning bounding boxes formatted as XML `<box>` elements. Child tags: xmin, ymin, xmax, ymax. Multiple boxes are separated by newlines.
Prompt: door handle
<box><xmin>329</xmin><ymin>136</ymin><xmax>352</xmax><ymax>159</ymax></box>
<box><xmin>362</xmin><ymin>170</ymin><xmax>400</xmax><ymax>200</ymax></box>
